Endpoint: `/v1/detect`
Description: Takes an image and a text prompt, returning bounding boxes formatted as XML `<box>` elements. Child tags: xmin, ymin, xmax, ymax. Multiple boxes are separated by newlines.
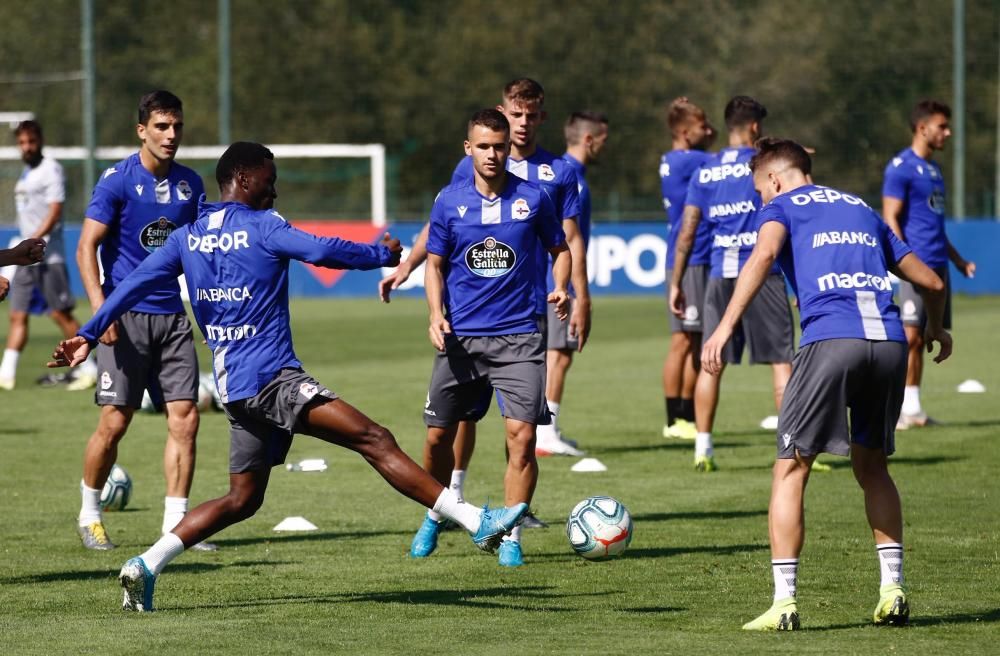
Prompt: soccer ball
<box><xmin>197</xmin><ymin>373</ymin><xmax>218</xmax><ymax>411</ymax></box>
<box><xmin>101</xmin><ymin>464</ymin><xmax>132</xmax><ymax>511</ymax></box>
<box><xmin>566</xmin><ymin>496</ymin><xmax>633</xmax><ymax>560</ymax></box>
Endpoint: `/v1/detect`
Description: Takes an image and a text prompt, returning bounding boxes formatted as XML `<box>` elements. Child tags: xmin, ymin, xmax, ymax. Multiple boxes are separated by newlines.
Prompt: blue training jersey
<box><xmin>78</xmin><ymin>200</ymin><xmax>394</xmax><ymax>403</ymax></box>
<box><xmin>426</xmin><ymin>176</ymin><xmax>565</xmax><ymax>336</ymax></box>
<box><xmin>452</xmin><ymin>147</ymin><xmax>579</xmax><ymax>310</ymax></box>
<box><xmin>758</xmin><ymin>184</ymin><xmax>911</xmax><ymax>347</ymax></box>
<box><xmin>685</xmin><ymin>145</ymin><xmax>775</xmax><ymax>279</ymax></box>
<box><xmin>881</xmin><ymin>147</ymin><xmax>948</xmax><ymax>268</ymax></box>
<box><xmin>85</xmin><ymin>153</ymin><xmax>205</xmax><ymax>314</ymax></box>
<box><xmin>660</xmin><ymin>149</ymin><xmax>712</xmax><ymax>269</ymax></box>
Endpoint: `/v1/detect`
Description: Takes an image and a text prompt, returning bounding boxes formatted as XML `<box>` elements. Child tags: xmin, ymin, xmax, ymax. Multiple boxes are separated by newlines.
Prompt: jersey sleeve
<box><xmin>261</xmin><ymin>214</ymin><xmax>391</xmax><ymax>269</ymax></box>
<box><xmin>558</xmin><ymin>166</ymin><xmax>581</xmax><ymax>220</ymax></box>
<box><xmin>77</xmin><ymin>231</ymin><xmax>185</xmax><ymax>344</ymax></box>
<box><xmin>85</xmin><ymin>168</ymin><xmax>124</xmax><ymax>224</ymax></box>
<box><xmin>756</xmin><ymin>201</ymin><xmax>790</xmax><ymax>231</ymax></box>
<box><xmin>881</xmin><ymin>160</ymin><xmax>909</xmax><ymax>200</ymax></box>
<box><xmin>879</xmin><ymin>217</ymin><xmax>912</xmax><ymax>264</ymax></box>
<box><xmin>425</xmin><ymin>195</ymin><xmax>451</xmax><ymax>257</ymax></box>
<box><xmin>535</xmin><ymin>190</ymin><xmax>566</xmax><ymax>250</ymax></box>
<box><xmin>44</xmin><ymin>161</ymin><xmax>66</xmax><ymax>204</ymax></box>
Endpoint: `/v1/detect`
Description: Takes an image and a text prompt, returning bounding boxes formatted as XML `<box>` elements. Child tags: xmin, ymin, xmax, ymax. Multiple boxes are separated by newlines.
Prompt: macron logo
<box><xmin>135</xmin><ymin>184</ymin><xmax>144</xmax><ymax>196</ymax></box>
<box><xmin>457</xmin><ymin>205</ymin><xmax>468</xmax><ymax>218</ymax></box>
<box><xmin>817</xmin><ymin>271</ymin><xmax>892</xmax><ymax>292</ymax></box>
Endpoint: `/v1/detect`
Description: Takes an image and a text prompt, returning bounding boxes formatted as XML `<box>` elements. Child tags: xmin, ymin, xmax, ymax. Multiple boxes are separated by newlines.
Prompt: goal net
<box><xmin>0</xmin><ymin>143</ymin><xmax>387</xmax><ymax>227</ymax></box>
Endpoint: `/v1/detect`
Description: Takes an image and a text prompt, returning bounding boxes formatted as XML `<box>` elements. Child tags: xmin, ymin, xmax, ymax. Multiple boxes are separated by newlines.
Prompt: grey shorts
<box><xmin>777</xmin><ymin>339</ymin><xmax>906</xmax><ymax>458</ymax></box>
<box><xmin>95</xmin><ymin>311</ymin><xmax>199</xmax><ymax>408</ymax></box>
<box><xmin>424</xmin><ymin>332</ymin><xmax>547</xmax><ymax>427</ymax></box>
<box><xmin>898</xmin><ymin>265</ymin><xmax>952</xmax><ymax>330</ymax></box>
<box><xmin>703</xmin><ymin>274</ymin><xmax>794</xmax><ymax>364</ymax></box>
<box><xmin>666</xmin><ymin>265</ymin><xmax>709</xmax><ymax>333</ymax></box>
<box><xmin>546</xmin><ymin>298</ymin><xmax>578</xmax><ymax>351</ymax></box>
<box><xmin>8</xmin><ymin>263</ymin><xmax>75</xmax><ymax>313</ymax></box>
<box><xmin>223</xmin><ymin>368</ymin><xmax>337</xmax><ymax>473</ymax></box>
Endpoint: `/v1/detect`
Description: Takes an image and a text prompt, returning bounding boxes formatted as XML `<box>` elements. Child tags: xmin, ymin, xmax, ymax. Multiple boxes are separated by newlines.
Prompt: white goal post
<box><xmin>0</xmin><ymin>143</ymin><xmax>387</xmax><ymax>227</ymax></box>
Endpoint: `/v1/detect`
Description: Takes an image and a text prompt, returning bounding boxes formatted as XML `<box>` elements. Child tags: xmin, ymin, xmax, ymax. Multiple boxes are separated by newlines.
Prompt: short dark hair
<box><xmin>468</xmin><ymin>108</ymin><xmax>510</xmax><ymax>135</ymax></box>
<box><xmin>666</xmin><ymin>97</ymin><xmax>707</xmax><ymax>136</ymax></box>
<box><xmin>13</xmin><ymin>119</ymin><xmax>42</xmax><ymax>140</ymax></box>
<box><xmin>502</xmin><ymin>78</ymin><xmax>545</xmax><ymax>106</ymax></box>
<box><xmin>749</xmin><ymin>137</ymin><xmax>812</xmax><ymax>176</ymax></box>
<box><xmin>910</xmin><ymin>99</ymin><xmax>951</xmax><ymax>132</ymax></box>
<box><xmin>216</xmin><ymin>142</ymin><xmax>274</xmax><ymax>187</ymax></box>
<box><xmin>724</xmin><ymin>95</ymin><xmax>767</xmax><ymax>129</ymax></box>
<box><xmin>564</xmin><ymin>110</ymin><xmax>608</xmax><ymax>145</ymax></box>
<box><xmin>138</xmin><ymin>90</ymin><xmax>183</xmax><ymax>125</ymax></box>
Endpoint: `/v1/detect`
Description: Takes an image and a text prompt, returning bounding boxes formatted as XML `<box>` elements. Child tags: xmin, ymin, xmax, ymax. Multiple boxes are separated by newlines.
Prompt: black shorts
<box><xmin>223</xmin><ymin>368</ymin><xmax>337</xmax><ymax>473</ymax></box>
<box><xmin>776</xmin><ymin>339</ymin><xmax>906</xmax><ymax>458</ymax></box>
<box><xmin>95</xmin><ymin>311</ymin><xmax>199</xmax><ymax>408</ymax></box>
<box><xmin>424</xmin><ymin>333</ymin><xmax>547</xmax><ymax>427</ymax></box>
<box><xmin>666</xmin><ymin>265</ymin><xmax>709</xmax><ymax>333</ymax></box>
<box><xmin>9</xmin><ymin>262</ymin><xmax>75</xmax><ymax>313</ymax></box>
<box><xmin>898</xmin><ymin>265</ymin><xmax>952</xmax><ymax>330</ymax></box>
<box><xmin>703</xmin><ymin>274</ymin><xmax>795</xmax><ymax>364</ymax></box>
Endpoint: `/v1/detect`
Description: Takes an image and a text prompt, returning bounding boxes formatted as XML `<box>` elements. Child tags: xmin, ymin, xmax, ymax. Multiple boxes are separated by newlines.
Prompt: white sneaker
<box><xmin>0</xmin><ymin>376</ymin><xmax>13</xmax><ymax>391</ymax></box>
<box><xmin>535</xmin><ymin>433</ymin><xmax>585</xmax><ymax>457</ymax></box>
<box><xmin>896</xmin><ymin>412</ymin><xmax>936</xmax><ymax>430</ymax></box>
<box><xmin>66</xmin><ymin>371</ymin><xmax>97</xmax><ymax>392</ymax></box>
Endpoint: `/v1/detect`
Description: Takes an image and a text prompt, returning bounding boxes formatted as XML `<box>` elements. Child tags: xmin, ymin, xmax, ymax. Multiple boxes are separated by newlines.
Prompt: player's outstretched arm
<box><xmin>424</xmin><ymin>252</ymin><xmax>451</xmax><ymax>351</ymax></box>
<box><xmin>670</xmin><ymin>205</ymin><xmax>702</xmax><ymax>317</ymax></box>
<box><xmin>48</xmin><ymin>336</ymin><xmax>91</xmax><ymax>369</ymax></box>
<box><xmin>0</xmin><ymin>238</ymin><xmax>45</xmax><ymax>266</ymax></box>
<box><xmin>702</xmin><ymin>221</ymin><xmax>786</xmax><ymax>375</ymax></box>
<box><xmin>547</xmin><ymin>243</ymin><xmax>571</xmax><ymax>322</ymax></box>
<box><xmin>561</xmin><ymin>218</ymin><xmax>591</xmax><ymax>349</ymax></box>
<box><xmin>267</xmin><ymin>221</ymin><xmax>401</xmax><ymax>270</ymax></box>
<box><xmin>379</xmin><ymin>222</ymin><xmax>430</xmax><ymax>303</ymax></box>
<box><xmin>892</xmin><ymin>253</ymin><xmax>952</xmax><ymax>363</ymax></box>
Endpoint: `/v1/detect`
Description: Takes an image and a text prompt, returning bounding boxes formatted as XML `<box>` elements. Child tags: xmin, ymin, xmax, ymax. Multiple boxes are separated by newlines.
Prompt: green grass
<box><xmin>1</xmin><ymin>295</ymin><xmax>998</xmax><ymax>654</ymax></box>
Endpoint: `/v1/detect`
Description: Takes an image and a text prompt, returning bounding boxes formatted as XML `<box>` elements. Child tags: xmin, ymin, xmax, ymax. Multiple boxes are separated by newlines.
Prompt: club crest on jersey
<box><xmin>465</xmin><ymin>236</ymin><xmax>515</xmax><ymax>278</ymax></box>
<box><xmin>928</xmin><ymin>190</ymin><xmax>945</xmax><ymax>214</ymax></box>
<box><xmin>139</xmin><ymin>217</ymin><xmax>177</xmax><ymax>253</ymax></box>
<box><xmin>176</xmin><ymin>180</ymin><xmax>193</xmax><ymax>200</ymax></box>
<box><xmin>537</xmin><ymin>164</ymin><xmax>556</xmax><ymax>182</ymax></box>
<box><xmin>512</xmin><ymin>198</ymin><xmax>530</xmax><ymax>220</ymax></box>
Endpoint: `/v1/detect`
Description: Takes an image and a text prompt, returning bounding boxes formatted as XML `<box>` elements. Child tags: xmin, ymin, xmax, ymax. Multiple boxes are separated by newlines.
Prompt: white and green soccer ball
<box><xmin>101</xmin><ymin>463</ymin><xmax>133</xmax><ymax>512</ymax></box>
<box><xmin>566</xmin><ymin>495</ymin><xmax>633</xmax><ymax>560</ymax></box>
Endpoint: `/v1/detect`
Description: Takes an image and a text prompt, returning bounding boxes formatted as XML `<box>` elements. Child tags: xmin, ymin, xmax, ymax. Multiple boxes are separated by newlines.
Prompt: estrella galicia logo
<box><xmin>465</xmin><ymin>236</ymin><xmax>515</xmax><ymax>278</ymax></box>
<box><xmin>928</xmin><ymin>189</ymin><xmax>945</xmax><ymax>215</ymax></box>
<box><xmin>139</xmin><ymin>217</ymin><xmax>177</xmax><ymax>253</ymax></box>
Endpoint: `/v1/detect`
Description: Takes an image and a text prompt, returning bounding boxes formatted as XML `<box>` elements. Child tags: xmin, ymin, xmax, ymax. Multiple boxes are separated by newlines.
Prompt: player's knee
<box><xmin>9</xmin><ymin>310</ymin><xmax>28</xmax><ymax>326</ymax></box>
<box><xmin>96</xmin><ymin>408</ymin><xmax>132</xmax><ymax>443</ymax></box>
<box><xmin>167</xmin><ymin>410</ymin><xmax>199</xmax><ymax>444</ymax></box>
<box><xmin>358</xmin><ymin>423</ymin><xmax>396</xmax><ymax>453</ymax></box>
<box><xmin>227</xmin><ymin>487</ymin><xmax>265</xmax><ymax>520</ymax></box>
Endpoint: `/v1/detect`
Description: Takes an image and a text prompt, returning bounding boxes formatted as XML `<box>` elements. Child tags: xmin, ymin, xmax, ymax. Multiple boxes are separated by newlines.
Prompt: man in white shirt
<box><xmin>0</xmin><ymin>120</ymin><xmax>97</xmax><ymax>390</ymax></box>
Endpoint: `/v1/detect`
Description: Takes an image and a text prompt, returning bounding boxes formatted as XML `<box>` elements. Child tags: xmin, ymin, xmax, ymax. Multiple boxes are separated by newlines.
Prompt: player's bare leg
<box><xmin>6</xmin><ymin>310</ymin><xmax>29</xmax><ymax>351</ymax></box>
<box><xmin>899</xmin><ymin>325</ymin><xmax>929</xmax><ymax>428</ymax></box>
<box><xmin>49</xmin><ymin>309</ymin><xmax>81</xmax><ymax>339</ymax></box>
<box><xmin>163</xmin><ymin>400</ymin><xmax>198</xmax><ymax>498</ymax></box>
<box><xmin>771</xmin><ymin>363</ymin><xmax>791</xmax><ymax>411</ymax></box>
<box><xmin>692</xmin><ymin>366</ymin><xmax>723</xmax><ymax>470</ymax></box>
<box><xmin>499</xmin><ymin>417</ymin><xmax>537</xmax><ymax>566</ymax></box>
<box><xmin>78</xmin><ymin>405</ymin><xmax>133</xmax><ymax>549</ymax></box>
<box><xmin>537</xmin><ymin>349</ymin><xmax>582</xmax><ymax>456</ymax></box>
<box><xmin>448</xmin><ymin>420</ymin><xmax>475</xmax><ymax>503</ymax></box>
<box><xmin>663</xmin><ymin>331</ymin><xmax>699</xmax><ymax>438</ymax></box>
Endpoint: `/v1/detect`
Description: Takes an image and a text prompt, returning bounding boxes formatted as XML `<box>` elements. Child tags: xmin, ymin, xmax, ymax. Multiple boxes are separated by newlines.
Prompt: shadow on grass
<box><xmin>631</xmin><ymin>509</ymin><xmax>767</xmax><ymax>522</ymax></box>
<box><xmin>598</xmin><ymin>440</ymin><xmax>754</xmax><ymax>455</ymax></box>
<box><xmin>0</xmin><ymin>560</ymin><xmax>286</xmax><ymax>585</ymax></box>
<box><xmin>811</xmin><ymin>607</ymin><xmax>1000</xmax><ymax>631</ymax></box>
<box><xmin>214</xmin><ymin>529</ymin><xmax>414</xmax><ymax>547</ymax></box>
<box><xmin>528</xmin><ymin>542</ymin><xmax>766</xmax><ymax>562</ymax></box>
<box><xmin>173</xmin><ymin>584</ymin><xmax>604</xmax><ymax>612</ymax></box>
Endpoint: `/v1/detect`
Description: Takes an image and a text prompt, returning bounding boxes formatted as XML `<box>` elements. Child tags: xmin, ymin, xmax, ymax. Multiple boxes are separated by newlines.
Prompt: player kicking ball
<box><xmin>411</xmin><ymin>109</ymin><xmax>571</xmax><ymax>567</ymax></box>
<box><xmin>49</xmin><ymin>142</ymin><xmax>528</xmax><ymax>611</ymax></box>
<box><xmin>701</xmin><ymin>138</ymin><xmax>951</xmax><ymax>630</ymax></box>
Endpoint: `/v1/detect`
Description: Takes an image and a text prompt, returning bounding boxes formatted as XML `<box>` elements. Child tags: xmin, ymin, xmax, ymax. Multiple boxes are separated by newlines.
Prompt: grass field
<box><xmin>1</xmin><ymin>295</ymin><xmax>998</xmax><ymax>654</ymax></box>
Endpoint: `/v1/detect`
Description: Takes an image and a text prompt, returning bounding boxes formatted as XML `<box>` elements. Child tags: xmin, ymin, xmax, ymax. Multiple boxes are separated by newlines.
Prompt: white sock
<box><xmin>547</xmin><ymin>400</ymin><xmax>560</xmax><ymax>432</ymax></box>
<box><xmin>902</xmin><ymin>386</ymin><xmax>921</xmax><ymax>416</ymax></box>
<box><xmin>140</xmin><ymin>532</ymin><xmax>186</xmax><ymax>576</ymax></box>
<box><xmin>79</xmin><ymin>482</ymin><xmax>103</xmax><ymax>526</ymax></box>
<box><xmin>877</xmin><ymin>543</ymin><xmax>904</xmax><ymax>587</ymax></box>
<box><xmin>695</xmin><ymin>432</ymin><xmax>713</xmax><ymax>458</ymax></box>
<box><xmin>0</xmin><ymin>348</ymin><xmax>20</xmax><ymax>380</ymax></box>
<box><xmin>162</xmin><ymin>496</ymin><xmax>189</xmax><ymax>534</ymax></box>
<box><xmin>432</xmin><ymin>488</ymin><xmax>481</xmax><ymax>533</ymax></box>
<box><xmin>449</xmin><ymin>470</ymin><xmax>466</xmax><ymax>502</ymax></box>
<box><xmin>503</xmin><ymin>524</ymin><xmax>523</xmax><ymax>543</ymax></box>
<box><xmin>536</xmin><ymin>421</ymin><xmax>557</xmax><ymax>440</ymax></box>
<box><xmin>79</xmin><ymin>353</ymin><xmax>98</xmax><ymax>377</ymax></box>
<box><xmin>772</xmin><ymin>558</ymin><xmax>798</xmax><ymax>600</ymax></box>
